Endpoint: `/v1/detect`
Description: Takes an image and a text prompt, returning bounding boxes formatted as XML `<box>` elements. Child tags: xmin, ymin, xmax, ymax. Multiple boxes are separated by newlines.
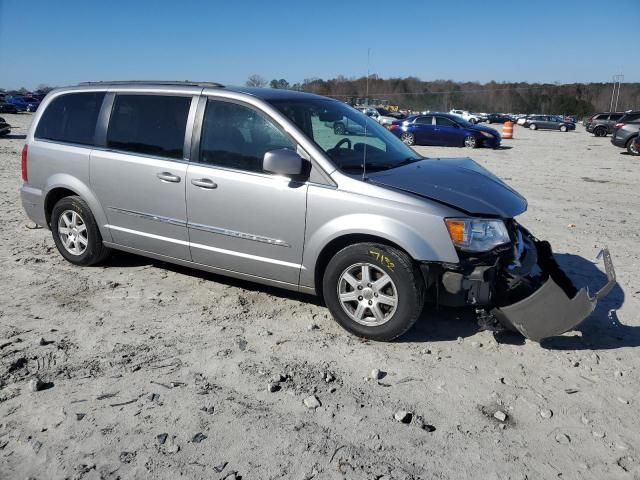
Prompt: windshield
<box><xmin>269</xmin><ymin>98</ymin><xmax>420</xmax><ymax>173</ymax></box>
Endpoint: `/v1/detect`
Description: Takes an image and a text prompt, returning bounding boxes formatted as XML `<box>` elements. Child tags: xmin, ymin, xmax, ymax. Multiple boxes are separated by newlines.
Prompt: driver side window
<box><xmin>199</xmin><ymin>99</ymin><xmax>295</xmax><ymax>173</ymax></box>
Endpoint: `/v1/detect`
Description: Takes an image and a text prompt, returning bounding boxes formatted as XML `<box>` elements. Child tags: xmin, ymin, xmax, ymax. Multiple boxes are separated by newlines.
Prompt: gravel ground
<box><xmin>1</xmin><ymin>113</ymin><xmax>639</xmax><ymax>480</ymax></box>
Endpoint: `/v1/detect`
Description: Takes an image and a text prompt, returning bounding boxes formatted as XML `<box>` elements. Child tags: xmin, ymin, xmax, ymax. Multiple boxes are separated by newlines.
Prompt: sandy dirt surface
<box><xmin>1</xmin><ymin>113</ymin><xmax>639</xmax><ymax>480</ymax></box>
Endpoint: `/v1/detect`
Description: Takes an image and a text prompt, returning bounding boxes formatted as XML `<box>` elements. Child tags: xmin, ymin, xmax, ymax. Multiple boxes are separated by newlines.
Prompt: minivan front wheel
<box><xmin>322</xmin><ymin>243</ymin><xmax>425</xmax><ymax>341</ymax></box>
<box><xmin>51</xmin><ymin>196</ymin><xmax>111</xmax><ymax>266</ymax></box>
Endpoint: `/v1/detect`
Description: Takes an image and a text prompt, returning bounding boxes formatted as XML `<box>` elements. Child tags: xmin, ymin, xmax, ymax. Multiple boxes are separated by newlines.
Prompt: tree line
<box><xmin>247</xmin><ymin>74</ymin><xmax>640</xmax><ymax>116</ymax></box>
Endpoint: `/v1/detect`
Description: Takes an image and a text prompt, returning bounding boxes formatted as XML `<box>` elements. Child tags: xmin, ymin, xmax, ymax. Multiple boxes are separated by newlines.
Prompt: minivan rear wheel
<box><xmin>322</xmin><ymin>243</ymin><xmax>425</xmax><ymax>341</ymax></box>
<box><xmin>51</xmin><ymin>196</ymin><xmax>111</xmax><ymax>266</ymax></box>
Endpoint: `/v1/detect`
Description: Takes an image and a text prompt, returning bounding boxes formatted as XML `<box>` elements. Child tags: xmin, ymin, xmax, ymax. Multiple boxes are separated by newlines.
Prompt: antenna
<box><xmin>362</xmin><ymin>47</ymin><xmax>370</xmax><ymax>182</ymax></box>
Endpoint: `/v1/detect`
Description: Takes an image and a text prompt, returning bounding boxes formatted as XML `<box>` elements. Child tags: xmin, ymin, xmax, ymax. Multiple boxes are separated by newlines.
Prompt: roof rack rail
<box><xmin>77</xmin><ymin>80</ymin><xmax>224</xmax><ymax>88</ymax></box>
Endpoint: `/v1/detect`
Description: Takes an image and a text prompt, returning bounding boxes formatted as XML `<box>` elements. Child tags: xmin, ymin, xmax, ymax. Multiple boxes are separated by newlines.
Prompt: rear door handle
<box><xmin>191</xmin><ymin>178</ymin><xmax>218</xmax><ymax>189</ymax></box>
<box><xmin>157</xmin><ymin>172</ymin><xmax>181</xmax><ymax>183</ymax></box>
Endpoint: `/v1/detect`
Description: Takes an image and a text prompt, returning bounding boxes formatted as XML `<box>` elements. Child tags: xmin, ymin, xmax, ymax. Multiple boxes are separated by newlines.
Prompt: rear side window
<box><xmin>609</xmin><ymin>113</ymin><xmax>623</xmax><ymax>121</ymax></box>
<box><xmin>107</xmin><ymin>94</ymin><xmax>191</xmax><ymax>159</ymax></box>
<box><xmin>594</xmin><ymin>114</ymin><xmax>607</xmax><ymax>120</ymax></box>
<box><xmin>436</xmin><ymin>117</ymin><xmax>456</xmax><ymax>126</ymax></box>
<box><xmin>35</xmin><ymin>92</ymin><xmax>105</xmax><ymax>145</ymax></box>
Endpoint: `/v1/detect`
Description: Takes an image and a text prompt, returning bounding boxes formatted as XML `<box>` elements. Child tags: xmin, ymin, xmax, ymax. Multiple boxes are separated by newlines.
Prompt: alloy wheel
<box><xmin>57</xmin><ymin>210</ymin><xmax>88</xmax><ymax>256</ymax></box>
<box><xmin>337</xmin><ymin>262</ymin><xmax>398</xmax><ymax>327</ymax></box>
<box><xmin>400</xmin><ymin>133</ymin><xmax>414</xmax><ymax>146</ymax></box>
<box><xmin>464</xmin><ymin>136</ymin><xmax>477</xmax><ymax>148</ymax></box>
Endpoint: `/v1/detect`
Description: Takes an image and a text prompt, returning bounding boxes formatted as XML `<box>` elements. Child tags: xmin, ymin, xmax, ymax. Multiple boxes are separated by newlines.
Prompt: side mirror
<box><xmin>263</xmin><ymin>149</ymin><xmax>303</xmax><ymax>176</ymax></box>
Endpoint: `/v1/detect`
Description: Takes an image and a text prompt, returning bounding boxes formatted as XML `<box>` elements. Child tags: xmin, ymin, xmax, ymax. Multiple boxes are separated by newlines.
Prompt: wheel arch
<box><xmin>44</xmin><ymin>174</ymin><xmax>112</xmax><ymax>242</ymax></box>
<box><xmin>312</xmin><ymin>233</ymin><xmax>411</xmax><ymax>298</ymax></box>
<box><xmin>302</xmin><ymin>213</ymin><xmax>457</xmax><ymax>295</ymax></box>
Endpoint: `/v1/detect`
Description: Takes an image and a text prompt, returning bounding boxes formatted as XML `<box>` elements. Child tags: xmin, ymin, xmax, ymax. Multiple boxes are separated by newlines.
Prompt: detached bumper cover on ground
<box><xmin>492</xmin><ymin>241</ymin><xmax>616</xmax><ymax>342</ymax></box>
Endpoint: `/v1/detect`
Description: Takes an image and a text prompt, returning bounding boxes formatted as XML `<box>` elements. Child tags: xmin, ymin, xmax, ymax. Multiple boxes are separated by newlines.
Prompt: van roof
<box><xmin>73</xmin><ymin>81</ymin><xmax>333</xmax><ymax>102</ymax></box>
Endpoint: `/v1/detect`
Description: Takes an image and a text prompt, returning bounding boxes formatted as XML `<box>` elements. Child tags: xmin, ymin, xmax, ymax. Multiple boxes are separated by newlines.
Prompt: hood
<box><xmin>469</xmin><ymin>124</ymin><xmax>501</xmax><ymax>136</ymax></box>
<box><xmin>368</xmin><ymin>158</ymin><xmax>527</xmax><ymax>217</ymax></box>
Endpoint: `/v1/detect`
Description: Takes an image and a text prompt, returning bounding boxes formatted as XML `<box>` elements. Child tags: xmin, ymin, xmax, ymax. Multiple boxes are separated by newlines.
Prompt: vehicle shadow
<box><xmin>406</xmin><ymin>252</ymin><xmax>632</xmax><ymax>350</ymax></box>
<box><xmin>1</xmin><ymin>134</ymin><xmax>26</xmax><ymax>140</ymax></box>
<box><xmin>104</xmin><ymin>250</ymin><xmax>323</xmax><ymax>305</ymax></box>
<box><xmin>104</xmin><ymin>250</ymin><xmax>634</xmax><ymax>349</ymax></box>
<box><xmin>538</xmin><ymin>252</ymin><xmax>634</xmax><ymax>351</ymax></box>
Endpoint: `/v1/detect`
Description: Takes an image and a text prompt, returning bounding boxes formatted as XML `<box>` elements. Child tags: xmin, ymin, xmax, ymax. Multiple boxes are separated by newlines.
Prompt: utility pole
<box><xmin>610</xmin><ymin>74</ymin><xmax>623</xmax><ymax>112</ymax></box>
<box><xmin>365</xmin><ymin>47</ymin><xmax>370</xmax><ymax>106</ymax></box>
<box><xmin>614</xmin><ymin>74</ymin><xmax>623</xmax><ymax>112</ymax></box>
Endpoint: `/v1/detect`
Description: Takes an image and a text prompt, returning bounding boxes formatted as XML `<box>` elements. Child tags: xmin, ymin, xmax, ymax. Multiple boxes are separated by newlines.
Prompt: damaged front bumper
<box><xmin>433</xmin><ymin>226</ymin><xmax>616</xmax><ymax>342</ymax></box>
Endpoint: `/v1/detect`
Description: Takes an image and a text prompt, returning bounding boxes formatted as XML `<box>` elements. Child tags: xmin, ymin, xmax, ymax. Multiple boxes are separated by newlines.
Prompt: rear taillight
<box><xmin>389</xmin><ymin>124</ymin><xmax>399</xmax><ymax>130</ymax></box>
<box><xmin>21</xmin><ymin>145</ymin><xmax>28</xmax><ymax>182</ymax></box>
<box><xmin>614</xmin><ymin>123</ymin><xmax>625</xmax><ymax>129</ymax></box>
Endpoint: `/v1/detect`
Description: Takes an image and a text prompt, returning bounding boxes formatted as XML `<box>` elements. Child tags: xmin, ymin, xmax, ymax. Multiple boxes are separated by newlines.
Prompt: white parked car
<box><xmin>357</xmin><ymin>107</ymin><xmax>398</xmax><ymax>126</ymax></box>
<box><xmin>449</xmin><ymin>109</ymin><xmax>479</xmax><ymax>124</ymax></box>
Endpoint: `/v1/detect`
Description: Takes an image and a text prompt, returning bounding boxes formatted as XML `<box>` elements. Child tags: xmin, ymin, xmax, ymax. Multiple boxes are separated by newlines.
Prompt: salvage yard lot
<box><xmin>1</xmin><ymin>113</ymin><xmax>640</xmax><ymax>479</ymax></box>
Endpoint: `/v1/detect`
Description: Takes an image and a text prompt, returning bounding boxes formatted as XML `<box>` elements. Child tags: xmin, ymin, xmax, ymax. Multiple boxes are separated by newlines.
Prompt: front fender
<box><xmin>300</xmin><ymin>213</ymin><xmax>459</xmax><ymax>289</ymax></box>
<box><xmin>45</xmin><ymin>173</ymin><xmax>113</xmax><ymax>242</ymax></box>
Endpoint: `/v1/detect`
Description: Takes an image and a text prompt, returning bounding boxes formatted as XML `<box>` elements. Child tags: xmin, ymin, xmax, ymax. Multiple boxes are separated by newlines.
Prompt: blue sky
<box><xmin>0</xmin><ymin>0</ymin><xmax>637</xmax><ymax>90</ymax></box>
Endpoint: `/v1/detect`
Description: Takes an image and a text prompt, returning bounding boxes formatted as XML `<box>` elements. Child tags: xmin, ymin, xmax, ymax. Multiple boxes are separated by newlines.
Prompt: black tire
<box><xmin>529</xmin><ymin>123</ymin><xmax>537</xmax><ymax>130</ymax></box>
<box><xmin>51</xmin><ymin>196</ymin><xmax>111</xmax><ymax>266</ymax></box>
<box><xmin>334</xmin><ymin>123</ymin><xmax>346</xmax><ymax>135</ymax></box>
<box><xmin>560</xmin><ymin>125</ymin><xmax>568</xmax><ymax>132</ymax></box>
<box><xmin>593</xmin><ymin>127</ymin><xmax>607</xmax><ymax>137</ymax></box>
<box><xmin>322</xmin><ymin>242</ymin><xmax>425</xmax><ymax>341</ymax></box>
<box><xmin>627</xmin><ymin>136</ymin><xmax>640</xmax><ymax>156</ymax></box>
<box><xmin>400</xmin><ymin>132</ymin><xmax>415</xmax><ymax>146</ymax></box>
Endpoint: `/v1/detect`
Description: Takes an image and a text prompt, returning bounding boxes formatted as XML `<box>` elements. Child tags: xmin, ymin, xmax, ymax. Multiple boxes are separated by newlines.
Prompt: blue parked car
<box><xmin>6</xmin><ymin>96</ymin><xmax>40</xmax><ymax>112</ymax></box>
<box><xmin>389</xmin><ymin>112</ymin><xmax>501</xmax><ymax>148</ymax></box>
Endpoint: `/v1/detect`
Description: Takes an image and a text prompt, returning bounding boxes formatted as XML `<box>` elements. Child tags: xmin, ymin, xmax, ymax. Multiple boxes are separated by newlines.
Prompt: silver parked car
<box><xmin>20</xmin><ymin>81</ymin><xmax>615</xmax><ymax>342</ymax></box>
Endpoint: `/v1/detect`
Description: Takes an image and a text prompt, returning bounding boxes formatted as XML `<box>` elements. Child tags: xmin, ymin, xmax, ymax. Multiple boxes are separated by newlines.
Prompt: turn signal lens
<box><xmin>445</xmin><ymin>219</ymin><xmax>466</xmax><ymax>245</ymax></box>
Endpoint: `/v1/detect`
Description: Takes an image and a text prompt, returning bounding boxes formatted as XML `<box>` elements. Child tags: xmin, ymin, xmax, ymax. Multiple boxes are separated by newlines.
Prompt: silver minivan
<box><xmin>20</xmin><ymin>81</ymin><xmax>615</xmax><ymax>341</ymax></box>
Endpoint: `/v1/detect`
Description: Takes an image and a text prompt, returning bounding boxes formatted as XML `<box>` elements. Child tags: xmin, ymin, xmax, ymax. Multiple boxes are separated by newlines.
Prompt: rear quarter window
<box><xmin>35</xmin><ymin>92</ymin><xmax>105</xmax><ymax>145</ymax></box>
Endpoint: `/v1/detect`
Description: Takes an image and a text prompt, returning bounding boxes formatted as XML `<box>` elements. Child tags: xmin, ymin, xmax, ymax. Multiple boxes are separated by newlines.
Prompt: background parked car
<box><xmin>449</xmin><ymin>109</ymin><xmax>479</xmax><ymax>124</ymax></box>
<box><xmin>0</xmin><ymin>102</ymin><xmax>18</xmax><ymax>114</ymax></box>
<box><xmin>522</xmin><ymin>115</ymin><xmax>575</xmax><ymax>132</ymax></box>
<box><xmin>327</xmin><ymin>116</ymin><xmax>366</xmax><ymax>135</ymax></box>
<box><xmin>356</xmin><ymin>107</ymin><xmax>397</xmax><ymax>126</ymax></box>
<box><xmin>611</xmin><ymin>111</ymin><xmax>640</xmax><ymax>156</ymax></box>
<box><xmin>0</xmin><ymin>117</ymin><xmax>10</xmax><ymax>136</ymax></box>
<box><xmin>585</xmin><ymin>112</ymin><xmax>624</xmax><ymax>137</ymax></box>
<box><xmin>389</xmin><ymin>112</ymin><xmax>501</xmax><ymax>148</ymax></box>
<box><xmin>487</xmin><ymin>113</ymin><xmax>514</xmax><ymax>124</ymax></box>
<box><xmin>5</xmin><ymin>96</ymin><xmax>40</xmax><ymax>112</ymax></box>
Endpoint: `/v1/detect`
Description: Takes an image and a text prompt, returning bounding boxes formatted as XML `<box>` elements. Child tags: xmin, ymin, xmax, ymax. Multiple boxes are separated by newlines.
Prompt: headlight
<box><xmin>444</xmin><ymin>218</ymin><xmax>510</xmax><ymax>252</ymax></box>
<box><xmin>480</xmin><ymin>131</ymin><xmax>494</xmax><ymax>138</ymax></box>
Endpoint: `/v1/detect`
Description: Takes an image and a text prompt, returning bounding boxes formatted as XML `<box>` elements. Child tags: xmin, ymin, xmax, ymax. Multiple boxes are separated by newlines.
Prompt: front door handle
<box><xmin>157</xmin><ymin>172</ymin><xmax>181</xmax><ymax>183</ymax></box>
<box><xmin>191</xmin><ymin>178</ymin><xmax>218</xmax><ymax>189</ymax></box>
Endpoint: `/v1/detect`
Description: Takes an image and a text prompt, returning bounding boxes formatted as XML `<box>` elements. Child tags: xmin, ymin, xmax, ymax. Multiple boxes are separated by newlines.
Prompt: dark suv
<box><xmin>611</xmin><ymin>111</ymin><xmax>640</xmax><ymax>156</ymax></box>
<box><xmin>585</xmin><ymin>112</ymin><xmax>624</xmax><ymax>137</ymax></box>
